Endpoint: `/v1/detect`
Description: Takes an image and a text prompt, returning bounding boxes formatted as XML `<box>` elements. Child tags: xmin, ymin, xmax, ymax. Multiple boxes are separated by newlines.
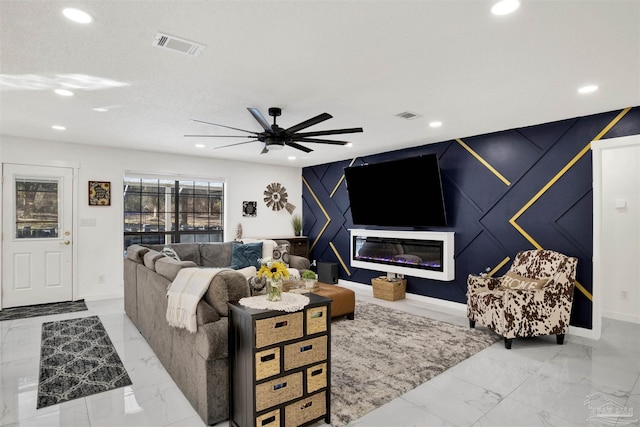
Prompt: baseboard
<box><xmin>338</xmin><ymin>279</ymin><xmax>599</xmax><ymax>340</ymax></box>
<box><xmin>80</xmin><ymin>291</ymin><xmax>124</xmax><ymax>302</ymax></box>
<box><xmin>602</xmin><ymin>310</ymin><xmax>640</xmax><ymax>324</ymax></box>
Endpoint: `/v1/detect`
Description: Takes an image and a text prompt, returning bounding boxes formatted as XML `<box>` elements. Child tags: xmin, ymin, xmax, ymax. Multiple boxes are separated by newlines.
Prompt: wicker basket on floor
<box><xmin>372</xmin><ymin>277</ymin><xmax>406</xmax><ymax>301</ymax></box>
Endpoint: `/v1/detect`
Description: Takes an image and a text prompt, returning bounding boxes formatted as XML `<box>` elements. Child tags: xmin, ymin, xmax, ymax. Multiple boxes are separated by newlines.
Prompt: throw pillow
<box><xmin>499</xmin><ymin>271</ymin><xmax>549</xmax><ymax>290</ymax></box>
<box><xmin>272</xmin><ymin>243</ymin><xmax>290</xmax><ymax>267</ymax></box>
<box><xmin>231</xmin><ymin>242</ymin><xmax>263</xmax><ymax>270</ymax></box>
<box><xmin>161</xmin><ymin>247</ymin><xmax>181</xmax><ymax>261</ymax></box>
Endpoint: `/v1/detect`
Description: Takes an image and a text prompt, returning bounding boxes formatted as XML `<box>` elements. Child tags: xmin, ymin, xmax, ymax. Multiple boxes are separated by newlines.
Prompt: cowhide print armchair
<box><xmin>466</xmin><ymin>249</ymin><xmax>578</xmax><ymax>349</ymax></box>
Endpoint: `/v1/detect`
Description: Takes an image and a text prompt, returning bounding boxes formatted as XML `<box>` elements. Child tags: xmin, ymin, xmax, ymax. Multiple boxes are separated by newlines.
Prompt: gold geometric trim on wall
<box><xmin>329</xmin><ymin>241</ymin><xmax>351</xmax><ymax>276</ymax></box>
<box><xmin>456</xmin><ymin>138</ymin><xmax>511</xmax><ymax>186</ymax></box>
<box><xmin>302</xmin><ymin>175</ymin><xmax>331</xmax><ymax>253</ymax></box>
<box><xmin>507</xmin><ymin>107</ymin><xmax>632</xmax><ymax>302</ymax></box>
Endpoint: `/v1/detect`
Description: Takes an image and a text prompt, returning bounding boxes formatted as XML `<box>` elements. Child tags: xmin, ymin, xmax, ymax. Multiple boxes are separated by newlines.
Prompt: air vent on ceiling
<box><xmin>153</xmin><ymin>32</ymin><xmax>205</xmax><ymax>57</ymax></box>
<box><xmin>395</xmin><ymin>111</ymin><xmax>421</xmax><ymax>120</ymax></box>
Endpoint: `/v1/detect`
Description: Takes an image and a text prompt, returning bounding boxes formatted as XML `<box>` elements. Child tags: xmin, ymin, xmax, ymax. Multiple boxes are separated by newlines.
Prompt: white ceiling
<box><xmin>1</xmin><ymin>1</ymin><xmax>639</xmax><ymax>168</ymax></box>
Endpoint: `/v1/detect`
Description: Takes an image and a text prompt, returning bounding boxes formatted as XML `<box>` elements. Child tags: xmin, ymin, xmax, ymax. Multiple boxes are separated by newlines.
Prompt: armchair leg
<box><xmin>556</xmin><ymin>334</ymin><xmax>565</xmax><ymax>345</ymax></box>
<box><xmin>504</xmin><ymin>338</ymin><xmax>512</xmax><ymax>349</ymax></box>
<box><xmin>469</xmin><ymin>319</ymin><xmax>476</xmax><ymax>328</ymax></box>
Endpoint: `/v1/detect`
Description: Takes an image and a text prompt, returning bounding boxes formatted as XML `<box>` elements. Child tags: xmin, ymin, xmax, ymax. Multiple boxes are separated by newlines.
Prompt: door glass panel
<box><xmin>15</xmin><ymin>178</ymin><xmax>59</xmax><ymax>239</ymax></box>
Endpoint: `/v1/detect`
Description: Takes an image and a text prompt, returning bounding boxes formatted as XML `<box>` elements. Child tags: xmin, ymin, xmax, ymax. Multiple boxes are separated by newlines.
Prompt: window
<box><xmin>123</xmin><ymin>175</ymin><xmax>224</xmax><ymax>250</ymax></box>
<box><xmin>15</xmin><ymin>178</ymin><xmax>59</xmax><ymax>238</ymax></box>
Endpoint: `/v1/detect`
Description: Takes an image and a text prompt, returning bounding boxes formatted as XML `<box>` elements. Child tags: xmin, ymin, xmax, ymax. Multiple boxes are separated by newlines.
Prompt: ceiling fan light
<box><xmin>267</xmin><ymin>144</ymin><xmax>284</xmax><ymax>151</ymax></box>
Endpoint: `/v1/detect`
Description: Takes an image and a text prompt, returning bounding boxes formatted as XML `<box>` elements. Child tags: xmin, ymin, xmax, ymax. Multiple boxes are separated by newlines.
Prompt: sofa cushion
<box><xmin>272</xmin><ymin>243</ymin><xmax>290</xmax><ymax>267</ymax></box>
<box><xmin>161</xmin><ymin>246</ymin><xmax>181</xmax><ymax>261</ymax></box>
<box><xmin>498</xmin><ymin>271</ymin><xmax>549</xmax><ymax>290</ymax></box>
<box><xmin>241</xmin><ymin>238</ymin><xmax>278</xmax><ymax>260</ymax></box>
<box><xmin>146</xmin><ymin>243</ymin><xmax>201</xmax><ymax>265</ymax></box>
<box><xmin>143</xmin><ymin>250</ymin><xmax>164</xmax><ymax>271</ymax></box>
<box><xmin>155</xmin><ymin>256</ymin><xmax>198</xmax><ymax>281</ymax></box>
<box><xmin>231</xmin><ymin>242</ymin><xmax>263</xmax><ymax>269</ymax></box>
<box><xmin>126</xmin><ymin>244</ymin><xmax>149</xmax><ymax>264</ymax></box>
<box><xmin>200</xmin><ymin>242</ymin><xmax>233</xmax><ymax>268</ymax></box>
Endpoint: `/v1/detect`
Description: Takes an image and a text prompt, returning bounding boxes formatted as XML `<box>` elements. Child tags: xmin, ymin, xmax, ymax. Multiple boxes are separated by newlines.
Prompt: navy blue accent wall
<box><xmin>302</xmin><ymin>107</ymin><xmax>640</xmax><ymax>329</ymax></box>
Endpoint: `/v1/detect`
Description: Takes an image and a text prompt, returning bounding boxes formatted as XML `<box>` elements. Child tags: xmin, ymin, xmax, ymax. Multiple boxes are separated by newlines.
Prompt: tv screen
<box><xmin>344</xmin><ymin>154</ymin><xmax>447</xmax><ymax>228</ymax></box>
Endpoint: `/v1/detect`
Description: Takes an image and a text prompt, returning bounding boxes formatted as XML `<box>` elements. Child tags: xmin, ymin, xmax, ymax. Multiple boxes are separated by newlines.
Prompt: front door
<box><xmin>2</xmin><ymin>164</ymin><xmax>74</xmax><ymax>308</ymax></box>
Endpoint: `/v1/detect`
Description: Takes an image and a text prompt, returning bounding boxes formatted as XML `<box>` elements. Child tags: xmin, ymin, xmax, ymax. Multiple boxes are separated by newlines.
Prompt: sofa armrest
<box><xmin>204</xmin><ymin>270</ymin><xmax>251</xmax><ymax>317</ymax></box>
<box><xmin>289</xmin><ymin>254</ymin><xmax>310</xmax><ymax>271</ymax></box>
<box><xmin>126</xmin><ymin>244</ymin><xmax>150</xmax><ymax>264</ymax></box>
<box><xmin>196</xmin><ymin>299</ymin><xmax>220</xmax><ymax>326</ymax></box>
<box><xmin>467</xmin><ymin>274</ymin><xmax>500</xmax><ymax>294</ymax></box>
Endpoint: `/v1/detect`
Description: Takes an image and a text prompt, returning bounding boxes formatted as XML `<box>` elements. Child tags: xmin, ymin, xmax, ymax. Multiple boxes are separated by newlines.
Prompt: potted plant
<box><xmin>291</xmin><ymin>214</ymin><xmax>302</xmax><ymax>236</ymax></box>
<box><xmin>301</xmin><ymin>269</ymin><xmax>317</xmax><ymax>289</ymax></box>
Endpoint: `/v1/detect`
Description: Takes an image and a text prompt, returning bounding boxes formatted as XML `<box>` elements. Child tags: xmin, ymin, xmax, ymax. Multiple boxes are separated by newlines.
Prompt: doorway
<box><xmin>2</xmin><ymin>164</ymin><xmax>74</xmax><ymax>308</ymax></box>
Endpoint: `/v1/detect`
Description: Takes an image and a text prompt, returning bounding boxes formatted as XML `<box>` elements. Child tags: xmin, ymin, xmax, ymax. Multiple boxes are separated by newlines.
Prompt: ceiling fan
<box><xmin>185</xmin><ymin>107</ymin><xmax>363</xmax><ymax>154</ymax></box>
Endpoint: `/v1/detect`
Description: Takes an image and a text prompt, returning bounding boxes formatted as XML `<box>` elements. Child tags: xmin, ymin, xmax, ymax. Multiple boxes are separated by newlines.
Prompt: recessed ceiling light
<box><xmin>345</xmin><ymin>143</ymin><xmax>353</xmax><ymax>148</ymax></box>
<box><xmin>62</xmin><ymin>8</ymin><xmax>93</xmax><ymax>24</ymax></box>
<box><xmin>578</xmin><ymin>84</ymin><xmax>598</xmax><ymax>94</ymax></box>
<box><xmin>491</xmin><ymin>0</ymin><xmax>520</xmax><ymax>16</ymax></box>
<box><xmin>429</xmin><ymin>121</ymin><xmax>443</xmax><ymax>128</ymax></box>
<box><xmin>54</xmin><ymin>88</ymin><xmax>74</xmax><ymax>96</ymax></box>
<box><xmin>288</xmin><ymin>156</ymin><xmax>296</xmax><ymax>161</ymax></box>
<box><xmin>195</xmin><ymin>144</ymin><xmax>205</xmax><ymax>148</ymax></box>
<box><xmin>52</xmin><ymin>125</ymin><xmax>66</xmax><ymax>131</ymax></box>
<box><xmin>92</xmin><ymin>107</ymin><xmax>108</xmax><ymax>112</ymax></box>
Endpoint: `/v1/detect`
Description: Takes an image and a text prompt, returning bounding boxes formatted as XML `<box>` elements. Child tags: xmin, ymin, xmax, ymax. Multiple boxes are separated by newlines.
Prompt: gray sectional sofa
<box><xmin>123</xmin><ymin>240</ymin><xmax>310</xmax><ymax>425</ymax></box>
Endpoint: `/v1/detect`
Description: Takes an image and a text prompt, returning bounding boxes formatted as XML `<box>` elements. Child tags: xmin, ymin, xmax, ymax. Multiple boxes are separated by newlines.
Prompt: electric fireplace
<box><xmin>350</xmin><ymin>229</ymin><xmax>455</xmax><ymax>280</ymax></box>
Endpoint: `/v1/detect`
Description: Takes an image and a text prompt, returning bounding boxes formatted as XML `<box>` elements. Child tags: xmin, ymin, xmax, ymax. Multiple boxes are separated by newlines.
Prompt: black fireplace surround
<box><xmin>352</xmin><ymin>235</ymin><xmax>444</xmax><ymax>272</ymax></box>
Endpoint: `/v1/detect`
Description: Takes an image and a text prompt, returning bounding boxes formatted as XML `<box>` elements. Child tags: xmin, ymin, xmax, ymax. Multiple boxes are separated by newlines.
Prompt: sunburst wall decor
<box><xmin>264</xmin><ymin>182</ymin><xmax>295</xmax><ymax>213</ymax></box>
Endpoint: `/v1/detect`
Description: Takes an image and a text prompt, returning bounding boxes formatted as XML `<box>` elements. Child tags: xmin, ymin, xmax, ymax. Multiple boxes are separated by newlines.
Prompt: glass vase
<box><xmin>267</xmin><ymin>278</ymin><xmax>283</xmax><ymax>302</ymax></box>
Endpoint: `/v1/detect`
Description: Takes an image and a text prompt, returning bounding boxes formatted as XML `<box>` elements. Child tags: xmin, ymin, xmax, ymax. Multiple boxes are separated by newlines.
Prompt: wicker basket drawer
<box><xmin>306</xmin><ymin>306</ymin><xmax>327</xmax><ymax>335</ymax></box>
<box><xmin>256</xmin><ymin>408</ymin><xmax>280</xmax><ymax>427</ymax></box>
<box><xmin>255</xmin><ymin>312</ymin><xmax>303</xmax><ymax>348</ymax></box>
<box><xmin>284</xmin><ymin>336</ymin><xmax>327</xmax><ymax>371</ymax></box>
<box><xmin>255</xmin><ymin>347</ymin><xmax>280</xmax><ymax>381</ymax></box>
<box><xmin>306</xmin><ymin>362</ymin><xmax>327</xmax><ymax>394</ymax></box>
<box><xmin>255</xmin><ymin>372</ymin><xmax>303</xmax><ymax>412</ymax></box>
<box><xmin>284</xmin><ymin>391</ymin><xmax>326</xmax><ymax>427</ymax></box>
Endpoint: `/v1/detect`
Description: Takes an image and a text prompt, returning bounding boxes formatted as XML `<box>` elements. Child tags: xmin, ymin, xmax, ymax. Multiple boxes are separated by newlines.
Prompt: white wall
<box><xmin>593</xmin><ymin>135</ymin><xmax>640</xmax><ymax>326</ymax></box>
<box><xmin>0</xmin><ymin>135</ymin><xmax>303</xmax><ymax>302</ymax></box>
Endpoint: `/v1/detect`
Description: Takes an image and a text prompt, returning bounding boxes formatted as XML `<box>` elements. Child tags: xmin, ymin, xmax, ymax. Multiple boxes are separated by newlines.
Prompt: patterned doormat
<box><xmin>37</xmin><ymin>315</ymin><xmax>132</xmax><ymax>408</ymax></box>
<box><xmin>0</xmin><ymin>300</ymin><xmax>88</xmax><ymax>321</ymax></box>
<box><xmin>330</xmin><ymin>301</ymin><xmax>500</xmax><ymax>426</ymax></box>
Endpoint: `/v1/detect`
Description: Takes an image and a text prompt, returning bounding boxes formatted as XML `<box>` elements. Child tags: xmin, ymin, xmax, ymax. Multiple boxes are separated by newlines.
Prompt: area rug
<box><xmin>330</xmin><ymin>301</ymin><xmax>500</xmax><ymax>426</ymax></box>
<box><xmin>0</xmin><ymin>300</ymin><xmax>87</xmax><ymax>322</ymax></box>
<box><xmin>37</xmin><ymin>315</ymin><xmax>132</xmax><ymax>408</ymax></box>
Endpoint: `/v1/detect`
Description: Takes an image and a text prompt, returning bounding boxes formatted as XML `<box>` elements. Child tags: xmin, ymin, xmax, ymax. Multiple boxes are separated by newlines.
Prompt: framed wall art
<box><xmin>243</xmin><ymin>201</ymin><xmax>257</xmax><ymax>217</ymax></box>
<box><xmin>88</xmin><ymin>181</ymin><xmax>111</xmax><ymax>206</ymax></box>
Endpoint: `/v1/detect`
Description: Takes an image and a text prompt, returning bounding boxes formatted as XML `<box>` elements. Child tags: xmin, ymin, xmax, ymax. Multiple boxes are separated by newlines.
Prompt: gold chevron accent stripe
<box><xmin>488</xmin><ymin>257</ymin><xmax>511</xmax><ymax>277</ymax></box>
<box><xmin>302</xmin><ymin>176</ymin><xmax>330</xmax><ymax>253</ymax></box>
<box><xmin>456</xmin><ymin>138</ymin><xmax>511</xmax><ymax>186</ymax></box>
<box><xmin>330</xmin><ymin>158</ymin><xmax>358</xmax><ymax>198</ymax></box>
<box><xmin>329</xmin><ymin>241</ymin><xmax>351</xmax><ymax>276</ymax></box>
<box><xmin>508</xmin><ymin>107</ymin><xmax>631</xmax><ymax>302</ymax></box>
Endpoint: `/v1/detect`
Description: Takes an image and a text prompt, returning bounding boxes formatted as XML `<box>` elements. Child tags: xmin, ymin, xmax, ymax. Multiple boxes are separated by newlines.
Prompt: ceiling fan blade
<box><xmin>285</xmin><ymin>113</ymin><xmax>332</xmax><ymax>134</ymax></box>
<box><xmin>190</xmin><ymin>119</ymin><xmax>258</xmax><ymax>135</ymax></box>
<box><xmin>247</xmin><ymin>108</ymin><xmax>273</xmax><ymax>132</ymax></box>
<box><xmin>184</xmin><ymin>135</ymin><xmax>255</xmax><ymax>138</ymax></box>
<box><xmin>292</xmin><ymin>137</ymin><xmax>349</xmax><ymax>145</ymax></box>
<box><xmin>293</xmin><ymin>127</ymin><xmax>363</xmax><ymax>137</ymax></box>
<box><xmin>213</xmin><ymin>139</ymin><xmax>258</xmax><ymax>149</ymax></box>
<box><xmin>286</xmin><ymin>141</ymin><xmax>313</xmax><ymax>153</ymax></box>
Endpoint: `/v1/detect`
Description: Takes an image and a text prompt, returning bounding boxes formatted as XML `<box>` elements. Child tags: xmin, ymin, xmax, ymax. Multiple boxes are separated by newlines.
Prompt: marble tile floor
<box><xmin>1</xmin><ymin>291</ymin><xmax>638</xmax><ymax>427</ymax></box>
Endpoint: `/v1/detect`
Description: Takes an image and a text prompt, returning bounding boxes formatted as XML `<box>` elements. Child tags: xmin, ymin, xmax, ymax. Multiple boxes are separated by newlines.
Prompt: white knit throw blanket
<box><xmin>166</xmin><ymin>267</ymin><xmax>226</xmax><ymax>333</ymax></box>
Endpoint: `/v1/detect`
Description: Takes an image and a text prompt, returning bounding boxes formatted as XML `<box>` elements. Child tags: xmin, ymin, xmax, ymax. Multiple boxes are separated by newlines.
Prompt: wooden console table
<box><xmin>228</xmin><ymin>294</ymin><xmax>331</xmax><ymax>427</ymax></box>
<box><xmin>272</xmin><ymin>236</ymin><xmax>309</xmax><ymax>258</ymax></box>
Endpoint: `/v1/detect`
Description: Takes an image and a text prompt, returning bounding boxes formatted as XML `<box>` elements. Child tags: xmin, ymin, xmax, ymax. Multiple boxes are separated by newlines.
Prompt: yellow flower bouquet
<box><xmin>257</xmin><ymin>258</ymin><xmax>289</xmax><ymax>301</ymax></box>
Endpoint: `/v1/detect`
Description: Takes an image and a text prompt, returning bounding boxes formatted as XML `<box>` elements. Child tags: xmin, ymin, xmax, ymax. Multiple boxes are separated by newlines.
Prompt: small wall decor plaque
<box><xmin>88</xmin><ymin>181</ymin><xmax>111</xmax><ymax>206</ymax></box>
<box><xmin>243</xmin><ymin>201</ymin><xmax>257</xmax><ymax>217</ymax></box>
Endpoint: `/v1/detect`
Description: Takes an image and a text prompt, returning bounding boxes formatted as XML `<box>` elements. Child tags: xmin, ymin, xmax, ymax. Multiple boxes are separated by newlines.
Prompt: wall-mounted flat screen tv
<box><xmin>344</xmin><ymin>154</ymin><xmax>447</xmax><ymax>228</ymax></box>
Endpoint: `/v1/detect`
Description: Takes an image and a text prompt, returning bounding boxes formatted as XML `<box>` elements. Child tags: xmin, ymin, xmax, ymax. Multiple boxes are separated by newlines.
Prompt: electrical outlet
<box><xmin>98</xmin><ymin>275</ymin><xmax>105</xmax><ymax>284</ymax></box>
<box><xmin>621</xmin><ymin>290</ymin><xmax>628</xmax><ymax>300</ymax></box>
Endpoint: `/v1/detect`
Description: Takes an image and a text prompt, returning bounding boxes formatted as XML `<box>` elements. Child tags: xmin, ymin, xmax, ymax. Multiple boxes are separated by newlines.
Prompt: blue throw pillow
<box><xmin>231</xmin><ymin>242</ymin><xmax>263</xmax><ymax>270</ymax></box>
